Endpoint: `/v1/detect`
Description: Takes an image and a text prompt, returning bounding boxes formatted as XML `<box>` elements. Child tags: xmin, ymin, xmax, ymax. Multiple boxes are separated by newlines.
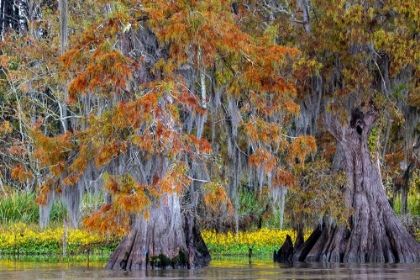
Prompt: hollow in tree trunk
<box><xmin>106</xmin><ymin>193</ymin><xmax>211</xmax><ymax>270</ymax></box>
<box><xmin>294</xmin><ymin>106</ymin><xmax>420</xmax><ymax>263</ymax></box>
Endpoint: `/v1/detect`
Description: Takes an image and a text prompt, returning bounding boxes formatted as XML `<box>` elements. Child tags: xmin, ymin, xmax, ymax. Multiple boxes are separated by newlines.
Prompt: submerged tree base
<box><xmin>106</xmin><ymin>195</ymin><xmax>211</xmax><ymax>270</ymax></box>
<box><xmin>293</xmin><ymin>206</ymin><xmax>420</xmax><ymax>263</ymax></box>
<box><xmin>273</xmin><ymin>234</ymin><xmax>294</xmax><ymax>263</ymax></box>
<box><xmin>275</xmin><ymin>221</ymin><xmax>420</xmax><ymax>264</ymax></box>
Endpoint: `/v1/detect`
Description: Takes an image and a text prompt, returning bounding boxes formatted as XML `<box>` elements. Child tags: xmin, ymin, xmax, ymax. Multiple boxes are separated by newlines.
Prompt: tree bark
<box><xmin>273</xmin><ymin>234</ymin><xmax>294</xmax><ymax>262</ymax></box>
<box><xmin>294</xmin><ymin>106</ymin><xmax>420</xmax><ymax>263</ymax></box>
<box><xmin>106</xmin><ymin>193</ymin><xmax>210</xmax><ymax>270</ymax></box>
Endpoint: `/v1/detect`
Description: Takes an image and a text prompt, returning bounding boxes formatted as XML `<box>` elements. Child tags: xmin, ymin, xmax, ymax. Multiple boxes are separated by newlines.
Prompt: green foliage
<box><xmin>149</xmin><ymin>250</ymin><xmax>189</xmax><ymax>269</ymax></box>
<box><xmin>0</xmin><ymin>192</ymin><xmax>64</xmax><ymax>224</ymax></box>
<box><xmin>149</xmin><ymin>254</ymin><xmax>172</xmax><ymax>269</ymax></box>
<box><xmin>237</xmin><ymin>185</ymin><xmax>270</xmax><ymax>218</ymax></box>
<box><xmin>368</xmin><ymin>127</ymin><xmax>379</xmax><ymax>156</ymax></box>
<box><xmin>173</xmin><ymin>248</ymin><xmax>189</xmax><ymax>267</ymax></box>
<box><xmin>393</xmin><ymin>194</ymin><xmax>420</xmax><ymax>217</ymax></box>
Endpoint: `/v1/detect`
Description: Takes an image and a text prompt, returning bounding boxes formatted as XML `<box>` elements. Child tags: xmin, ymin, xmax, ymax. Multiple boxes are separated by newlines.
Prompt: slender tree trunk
<box><xmin>400</xmin><ymin>163</ymin><xmax>413</xmax><ymax>216</ymax></box>
<box><xmin>106</xmin><ymin>193</ymin><xmax>210</xmax><ymax>270</ymax></box>
<box><xmin>294</xmin><ymin>107</ymin><xmax>420</xmax><ymax>263</ymax></box>
<box><xmin>0</xmin><ymin>0</ymin><xmax>5</xmax><ymax>38</ymax></box>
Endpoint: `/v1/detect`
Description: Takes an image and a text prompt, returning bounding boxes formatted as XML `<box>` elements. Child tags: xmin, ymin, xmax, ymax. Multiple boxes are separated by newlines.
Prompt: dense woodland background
<box><xmin>1</xmin><ymin>0</ymin><xmax>420</xmax><ymax>266</ymax></box>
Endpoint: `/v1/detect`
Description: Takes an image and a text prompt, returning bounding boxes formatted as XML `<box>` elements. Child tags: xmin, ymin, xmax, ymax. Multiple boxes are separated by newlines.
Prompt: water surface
<box><xmin>1</xmin><ymin>258</ymin><xmax>420</xmax><ymax>279</ymax></box>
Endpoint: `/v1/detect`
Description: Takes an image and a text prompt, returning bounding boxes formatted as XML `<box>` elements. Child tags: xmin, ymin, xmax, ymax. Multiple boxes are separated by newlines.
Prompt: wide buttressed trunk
<box><xmin>106</xmin><ymin>193</ymin><xmax>210</xmax><ymax>270</ymax></box>
<box><xmin>294</xmin><ymin>107</ymin><xmax>420</xmax><ymax>263</ymax></box>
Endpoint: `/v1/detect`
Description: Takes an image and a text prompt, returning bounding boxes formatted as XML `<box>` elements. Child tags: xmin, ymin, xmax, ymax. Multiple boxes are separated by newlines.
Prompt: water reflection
<box><xmin>1</xmin><ymin>257</ymin><xmax>420</xmax><ymax>279</ymax></box>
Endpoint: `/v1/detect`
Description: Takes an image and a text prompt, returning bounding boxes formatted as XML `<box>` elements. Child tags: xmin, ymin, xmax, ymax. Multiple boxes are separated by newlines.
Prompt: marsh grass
<box><xmin>0</xmin><ymin>192</ymin><xmax>39</xmax><ymax>224</ymax></box>
<box><xmin>0</xmin><ymin>192</ymin><xmax>65</xmax><ymax>224</ymax></box>
<box><xmin>393</xmin><ymin>194</ymin><xmax>420</xmax><ymax>216</ymax></box>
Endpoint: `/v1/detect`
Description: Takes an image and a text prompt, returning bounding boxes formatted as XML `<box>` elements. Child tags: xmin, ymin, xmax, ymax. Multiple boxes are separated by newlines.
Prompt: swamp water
<box><xmin>1</xmin><ymin>258</ymin><xmax>420</xmax><ymax>279</ymax></box>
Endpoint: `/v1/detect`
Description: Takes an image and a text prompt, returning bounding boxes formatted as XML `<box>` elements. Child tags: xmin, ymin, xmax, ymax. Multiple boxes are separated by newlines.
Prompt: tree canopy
<box><xmin>1</xmin><ymin>0</ymin><xmax>420</xmax><ymax>266</ymax></box>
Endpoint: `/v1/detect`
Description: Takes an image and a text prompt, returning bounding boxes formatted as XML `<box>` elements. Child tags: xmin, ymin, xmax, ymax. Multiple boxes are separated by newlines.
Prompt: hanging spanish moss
<box><xmin>39</xmin><ymin>187</ymin><xmax>55</xmax><ymax>229</ymax></box>
<box><xmin>195</xmin><ymin>112</ymin><xmax>207</xmax><ymax>139</ymax></box>
<box><xmin>256</xmin><ymin>165</ymin><xmax>265</xmax><ymax>191</ymax></box>
<box><xmin>189</xmin><ymin>159</ymin><xmax>209</xmax><ymax>207</ymax></box>
<box><xmin>272</xmin><ymin>186</ymin><xmax>287</xmax><ymax>229</ymax></box>
<box><xmin>61</xmin><ymin>180</ymin><xmax>83</xmax><ymax>228</ymax></box>
<box><xmin>228</xmin><ymin>97</ymin><xmax>240</xmax><ymax>137</ymax></box>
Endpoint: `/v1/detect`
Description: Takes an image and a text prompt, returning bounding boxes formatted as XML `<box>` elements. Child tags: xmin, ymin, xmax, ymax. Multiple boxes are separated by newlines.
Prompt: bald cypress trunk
<box><xmin>294</xmin><ymin>106</ymin><xmax>420</xmax><ymax>263</ymax></box>
<box><xmin>106</xmin><ymin>193</ymin><xmax>210</xmax><ymax>270</ymax></box>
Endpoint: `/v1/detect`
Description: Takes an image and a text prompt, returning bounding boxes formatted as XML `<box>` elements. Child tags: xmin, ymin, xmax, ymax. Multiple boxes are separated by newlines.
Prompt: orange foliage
<box><xmin>67</xmin><ymin>50</ymin><xmax>134</xmax><ymax>101</ymax></box>
<box><xmin>249</xmin><ymin>148</ymin><xmax>278</xmax><ymax>172</ymax></box>
<box><xmin>87</xmin><ymin>173</ymin><xmax>153</xmax><ymax>231</ymax></box>
<box><xmin>11</xmin><ymin>164</ymin><xmax>33</xmax><ymax>182</ymax></box>
<box><xmin>32</xmin><ymin>130</ymin><xmax>75</xmax><ymax>171</ymax></box>
<box><xmin>34</xmin><ymin>178</ymin><xmax>54</xmax><ymax>206</ymax></box>
<box><xmin>272</xmin><ymin>167</ymin><xmax>296</xmax><ymax>188</ymax></box>
<box><xmin>385</xmin><ymin>152</ymin><xmax>405</xmax><ymax>170</ymax></box>
<box><xmin>203</xmin><ymin>182</ymin><xmax>233</xmax><ymax>215</ymax></box>
<box><xmin>83</xmin><ymin>204</ymin><xmax>130</xmax><ymax>235</ymax></box>
<box><xmin>9</xmin><ymin>144</ymin><xmax>26</xmax><ymax>156</ymax></box>
<box><xmin>288</xmin><ymin>135</ymin><xmax>317</xmax><ymax>165</ymax></box>
<box><xmin>81</xmin><ymin>171</ymin><xmax>189</xmax><ymax>234</ymax></box>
